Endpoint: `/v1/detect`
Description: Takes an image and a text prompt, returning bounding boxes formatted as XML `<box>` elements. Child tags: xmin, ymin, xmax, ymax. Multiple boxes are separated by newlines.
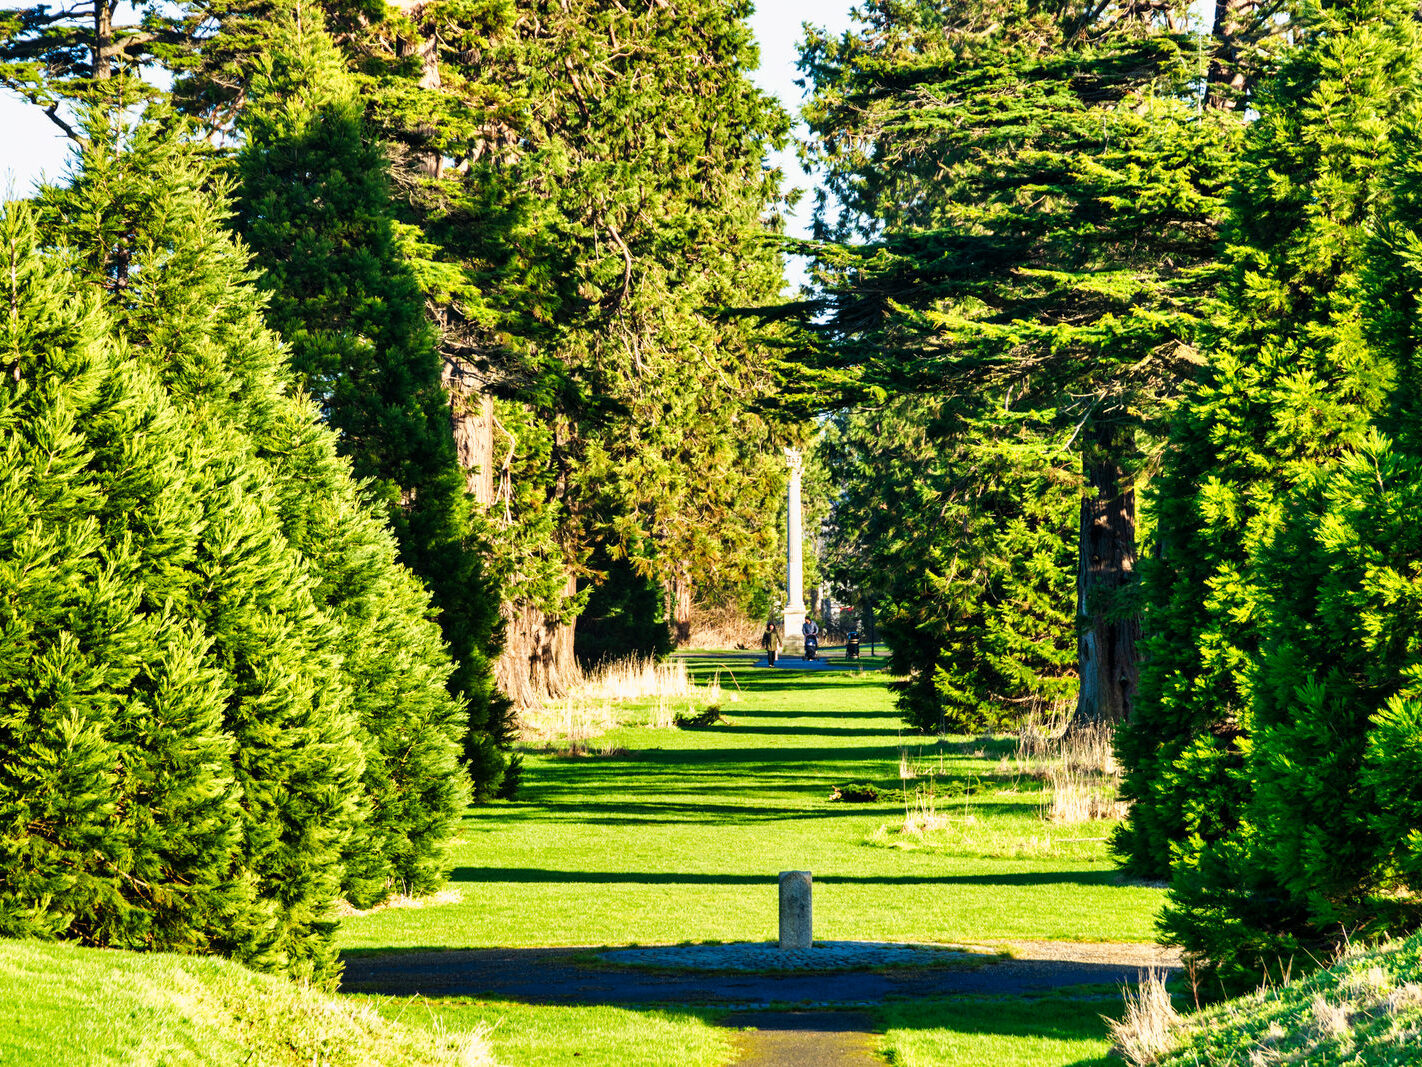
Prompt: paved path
<box><xmin>340</xmin><ymin>940</ymin><xmax>1179</xmax><ymax>1008</ymax></box>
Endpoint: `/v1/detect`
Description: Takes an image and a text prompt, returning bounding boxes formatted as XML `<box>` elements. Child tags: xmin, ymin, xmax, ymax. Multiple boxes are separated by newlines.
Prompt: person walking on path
<box><xmin>801</xmin><ymin>616</ymin><xmax>820</xmax><ymax>660</ymax></box>
<box><xmin>760</xmin><ymin>623</ymin><xmax>782</xmax><ymax>666</ymax></box>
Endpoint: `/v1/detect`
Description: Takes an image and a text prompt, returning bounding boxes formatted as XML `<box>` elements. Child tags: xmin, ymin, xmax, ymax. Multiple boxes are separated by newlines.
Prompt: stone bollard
<box><xmin>778</xmin><ymin>870</ymin><xmax>813</xmax><ymax>950</ymax></box>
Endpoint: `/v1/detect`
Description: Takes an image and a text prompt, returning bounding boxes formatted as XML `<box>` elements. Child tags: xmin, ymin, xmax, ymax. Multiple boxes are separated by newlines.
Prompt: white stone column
<box><xmin>783</xmin><ymin>448</ymin><xmax>806</xmax><ymax>655</ymax></box>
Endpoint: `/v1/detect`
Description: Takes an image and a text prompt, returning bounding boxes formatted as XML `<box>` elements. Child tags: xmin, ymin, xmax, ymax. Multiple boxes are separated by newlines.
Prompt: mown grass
<box><xmin>361</xmin><ymin>996</ymin><xmax>733</xmax><ymax>1067</ymax></box>
<box><xmin>338</xmin><ymin>659</ymin><xmax>1162</xmax><ymax>954</ymax></box>
<box><xmin>879</xmin><ymin>993</ymin><xmax>1119</xmax><ymax>1067</ymax></box>
<box><xmin>0</xmin><ymin>939</ymin><xmax>484</xmax><ymax>1066</ymax></box>
<box><xmin>2</xmin><ymin>660</ymin><xmax>1161</xmax><ymax>1066</ymax></box>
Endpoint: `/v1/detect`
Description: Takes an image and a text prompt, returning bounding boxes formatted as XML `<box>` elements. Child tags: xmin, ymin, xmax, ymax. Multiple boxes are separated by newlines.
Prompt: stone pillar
<box><xmin>783</xmin><ymin>448</ymin><xmax>806</xmax><ymax>656</ymax></box>
<box><xmin>778</xmin><ymin>870</ymin><xmax>813</xmax><ymax>950</ymax></box>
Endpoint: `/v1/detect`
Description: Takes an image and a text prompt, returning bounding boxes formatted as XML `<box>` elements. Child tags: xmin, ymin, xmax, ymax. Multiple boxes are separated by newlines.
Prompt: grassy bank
<box><xmin>338</xmin><ymin>659</ymin><xmax>1162</xmax><ymax>954</ymax></box>
<box><xmin>0</xmin><ymin>939</ymin><xmax>486</xmax><ymax>1066</ymax></box>
<box><xmin>1128</xmin><ymin>931</ymin><xmax>1422</xmax><ymax>1066</ymax></box>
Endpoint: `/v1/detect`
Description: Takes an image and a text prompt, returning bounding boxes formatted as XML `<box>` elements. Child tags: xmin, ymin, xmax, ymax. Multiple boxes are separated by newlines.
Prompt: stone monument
<box><xmin>782</xmin><ymin>448</ymin><xmax>806</xmax><ymax>656</ymax></box>
<box><xmin>778</xmin><ymin>870</ymin><xmax>813</xmax><ymax>950</ymax></box>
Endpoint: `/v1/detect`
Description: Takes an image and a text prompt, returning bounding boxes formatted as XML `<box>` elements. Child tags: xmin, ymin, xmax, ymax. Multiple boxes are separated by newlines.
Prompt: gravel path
<box><xmin>340</xmin><ymin>939</ymin><xmax>1180</xmax><ymax>1008</ymax></box>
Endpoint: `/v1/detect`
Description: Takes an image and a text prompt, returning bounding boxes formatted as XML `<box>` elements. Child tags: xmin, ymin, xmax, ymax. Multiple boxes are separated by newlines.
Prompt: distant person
<box><xmin>760</xmin><ymin>622</ymin><xmax>781</xmax><ymax>666</ymax></box>
<box><xmin>802</xmin><ymin>616</ymin><xmax>819</xmax><ymax>660</ymax></box>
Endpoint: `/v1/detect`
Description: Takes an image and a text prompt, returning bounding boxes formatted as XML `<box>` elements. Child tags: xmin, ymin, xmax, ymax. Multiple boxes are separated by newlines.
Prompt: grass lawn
<box><xmin>338</xmin><ymin>659</ymin><xmax>1162</xmax><ymax>954</ymax></box>
<box><xmin>878</xmin><ymin>993</ymin><xmax>1119</xmax><ymax>1066</ymax></box>
<box><xmin>2</xmin><ymin>660</ymin><xmax>1156</xmax><ymax>1066</ymax></box>
<box><xmin>0</xmin><ymin>939</ymin><xmax>477</xmax><ymax>1066</ymax></box>
<box><xmin>361</xmin><ymin>996</ymin><xmax>734</xmax><ymax>1067</ymax></box>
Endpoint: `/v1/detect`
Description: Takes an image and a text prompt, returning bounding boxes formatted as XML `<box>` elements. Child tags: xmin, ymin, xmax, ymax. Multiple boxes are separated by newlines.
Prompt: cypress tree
<box><xmin>0</xmin><ymin>200</ymin><xmax>250</xmax><ymax>958</ymax></box>
<box><xmin>17</xmin><ymin>104</ymin><xmax>469</xmax><ymax>975</ymax></box>
<box><xmin>230</xmin><ymin>9</ymin><xmax>510</xmax><ymax>797</ymax></box>
<box><xmin>820</xmin><ymin>400</ymin><xmax>1078</xmax><ymax>732</ymax></box>
<box><xmin>1116</xmin><ymin>0</ymin><xmax>1422</xmax><ymax>988</ymax></box>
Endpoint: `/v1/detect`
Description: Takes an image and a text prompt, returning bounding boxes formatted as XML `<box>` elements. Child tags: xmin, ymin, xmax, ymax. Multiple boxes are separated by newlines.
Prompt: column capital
<box><xmin>784</xmin><ymin>446</ymin><xmax>803</xmax><ymax>475</ymax></box>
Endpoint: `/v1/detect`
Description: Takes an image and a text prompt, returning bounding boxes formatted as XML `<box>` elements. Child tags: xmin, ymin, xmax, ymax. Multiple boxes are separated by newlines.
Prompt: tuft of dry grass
<box><xmin>1045</xmin><ymin>767</ymin><xmax>1130</xmax><ymax>823</ymax></box>
<box><xmin>1013</xmin><ymin>714</ymin><xmax>1127</xmax><ymax>825</ymax></box>
<box><xmin>453</xmin><ymin>1021</ymin><xmax>500</xmax><ymax>1067</ymax></box>
<box><xmin>682</xmin><ymin>604</ymin><xmax>765</xmax><ymax>649</ymax></box>
<box><xmin>518</xmin><ymin>655</ymin><xmax>736</xmax><ymax>744</ymax></box>
<box><xmin>336</xmin><ymin>888</ymin><xmax>463</xmax><ymax>919</ymax></box>
<box><xmin>1308</xmin><ymin>993</ymin><xmax>1351</xmax><ymax>1041</ymax></box>
<box><xmin>1109</xmin><ymin>968</ymin><xmax>1181</xmax><ymax>1066</ymax></box>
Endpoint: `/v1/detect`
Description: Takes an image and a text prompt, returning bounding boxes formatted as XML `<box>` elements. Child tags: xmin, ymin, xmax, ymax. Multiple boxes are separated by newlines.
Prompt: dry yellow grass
<box><xmin>1013</xmin><ymin>715</ymin><xmax>1127</xmax><ymax>824</ymax></box>
<box><xmin>517</xmin><ymin>655</ymin><xmax>737</xmax><ymax>744</ymax></box>
<box><xmin>1109</xmin><ymin>968</ymin><xmax>1181</xmax><ymax>1067</ymax></box>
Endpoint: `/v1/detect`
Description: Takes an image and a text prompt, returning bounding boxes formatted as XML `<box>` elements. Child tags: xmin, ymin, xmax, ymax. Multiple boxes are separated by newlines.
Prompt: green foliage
<box><xmin>575</xmin><ymin>551</ymin><xmax>672</xmax><ymax>668</ymax></box>
<box><xmin>795</xmin><ymin>0</ymin><xmax>1246</xmax><ymax>730</ymax></box>
<box><xmin>673</xmin><ymin>706</ymin><xmax>725</xmax><ymax>730</ymax></box>
<box><xmin>0</xmin><ymin>202</ymin><xmax>249</xmax><ymax>959</ymax></box>
<box><xmin>231</xmin><ymin>9</ymin><xmax>509</xmax><ymax>797</ymax></box>
<box><xmin>0</xmin><ymin>105</ymin><xmax>469</xmax><ymax>981</ymax></box>
<box><xmin>1119</xmin><ymin>0</ymin><xmax>1422</xmax><ymax>990</ymax></box>
<box><xmin>362</xmin><ymin>0</ymin><xmax>795</xmax><ymax>660</ymax></box>
<box><xmin>820</xmin><ymin>401</ymin><xmax>1078</xmax><ymax>734</ymax></box>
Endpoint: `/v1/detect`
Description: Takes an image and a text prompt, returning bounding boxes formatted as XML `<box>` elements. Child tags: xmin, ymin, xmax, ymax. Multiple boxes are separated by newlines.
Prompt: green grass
<box><xmin>3</xmin><ymin>662</ymin><xmax>1160</xmax><ymax>1067</ymax></box>
<box><xmin>362</xmin><ymin>997</ymin><xmax>733</xmax><ymax>1067</ymax></box>
<box><xmin>338</xmin><ymin>663</ymin><xmax>1163</xmax><ymax>954</ymax></box>
<box><xmin>0</xmin><ymin>939</ymin><xmax>477</xmax><ymax>1066</ymax></box>
<box><xmin>879</xmin><ymin>993</ymin><xmax>1118</xmax><ymax>1066</ymax></box>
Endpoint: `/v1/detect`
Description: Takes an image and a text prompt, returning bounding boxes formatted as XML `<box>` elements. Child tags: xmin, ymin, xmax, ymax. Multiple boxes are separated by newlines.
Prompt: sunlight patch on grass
<box><xmin>339</xmin><ymin>664</ymin><xmax>1164</xmax><ymax>951</ymax></box>
<box><xmin>880</xmin><ymin>993</ymin><xmax>1117</xmax><ymax>1067</ymax></box>
<box><xmin>360</xmin><ymin>996</ymin><xmax>733</xmax><ymax>1067</ymax></box>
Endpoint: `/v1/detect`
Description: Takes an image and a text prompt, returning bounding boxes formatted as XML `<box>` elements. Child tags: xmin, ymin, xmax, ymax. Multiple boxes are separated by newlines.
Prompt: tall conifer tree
<box><xmin>1</xmin><ymin>105</ymin><xmax>471</xmax><ymax>977</ymax></box>
<box><xmin>795</xmin><ymin>0</ymin><xmax>1252</xmax><ymax>731</ymax></box>
<box><xmin>231</xmin><ymin>9</ymin><xmax>510</xmax><ymax>795</ymax></box>
<box><xmin>1116</xmin><ymin>0</ymin><xmax>1422</xmax><ymax>987</ymax></box>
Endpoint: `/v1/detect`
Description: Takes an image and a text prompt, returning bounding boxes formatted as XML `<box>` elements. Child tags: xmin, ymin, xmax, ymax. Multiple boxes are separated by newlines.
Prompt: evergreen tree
<box><xmin>820</xmin><ymin>400</ymin><xmax>1078</xmax><ymax>732</ymax></box>
<box><xmin>795</xmin><ymin>0</ymin><xmax>1252</xmax><ymax>731</ymax></box>
<box><xmin>12</xmin><ymin>105</ymin><xmax>469</xmax><ymax>975</ymax></box>
<box><xmin>231</xmin><ymin>9</ymin><xmax>510</xmax><ymax>797</ymax></box>
<box><xmin>1116</xmin><ymin>0</ymin><xmax>1422</xmax><ymax>988</ymax></box>
<box><xmin>0</xmin><ymin>202</ymin><xmax>249</xmax><ymax>954</ymax></box>
<box><xmin>338</xmin><ymin>0</ymin><xmax>794</xmax><ymax>695</ymax></box>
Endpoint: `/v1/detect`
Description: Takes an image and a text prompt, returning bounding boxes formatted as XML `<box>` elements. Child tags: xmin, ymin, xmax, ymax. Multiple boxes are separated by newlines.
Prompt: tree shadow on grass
<box><xmin>708</xmin><ymin>724</ymin><xmax>897</xmax><ymax>737</ymax></box>
<box><xmin>446</xmin><ymin>867</ymin><xmax>1125</xmax><ymax>887</ymax></box>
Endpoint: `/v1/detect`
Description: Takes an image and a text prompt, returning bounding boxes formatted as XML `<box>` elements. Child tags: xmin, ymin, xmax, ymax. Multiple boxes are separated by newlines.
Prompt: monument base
<box><xmin>783</xmin><ymin>604</ymin><xmax>806</xmax><ymax>656</ymax></box>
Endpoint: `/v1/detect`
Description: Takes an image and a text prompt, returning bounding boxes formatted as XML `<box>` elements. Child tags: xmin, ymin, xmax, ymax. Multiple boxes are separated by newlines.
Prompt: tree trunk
<box><xmin>1206</xmin><ymin>0</ymin><xmax>1254</xmax><ymax>110</ymax></box>
<box><xmin>392</xmin><ymin>2</ymin><xmax>444</xmax><ymax>176</ymax></box>
<box><xmin>93</xmin><ymin>0</ymin><xmax>113</xmax><ymax>81</ymax></box>
<box><xmin>1071</xmin><ymin>427</ymin><xmax>1141</xmax><ymax>728</ymax></box>
<box><xmin>668</xmin><ymin>574</ymin><xmax>692</xmax><ymax>648</ymax></box>
<box><xmin>444</xmin><ymin>356</ymin><xmax>496</xmax><ymax>505</ymax></box>
<box><xmin>495</xmin><ymin>573</ymin><xmax>579</xmax><ymax>708</ymax></box>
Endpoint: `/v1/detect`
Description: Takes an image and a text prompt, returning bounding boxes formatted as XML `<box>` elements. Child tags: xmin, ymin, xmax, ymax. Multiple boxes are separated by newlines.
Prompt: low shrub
<box><xmin>830</xmin><ymin>783</ymin><xmax>882</xmax><ymax>802</ymax></box>
<box><xmin>675</xmin><ymin>706</ymin><xmax>726</xmax><ymax>729</ymax></box>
